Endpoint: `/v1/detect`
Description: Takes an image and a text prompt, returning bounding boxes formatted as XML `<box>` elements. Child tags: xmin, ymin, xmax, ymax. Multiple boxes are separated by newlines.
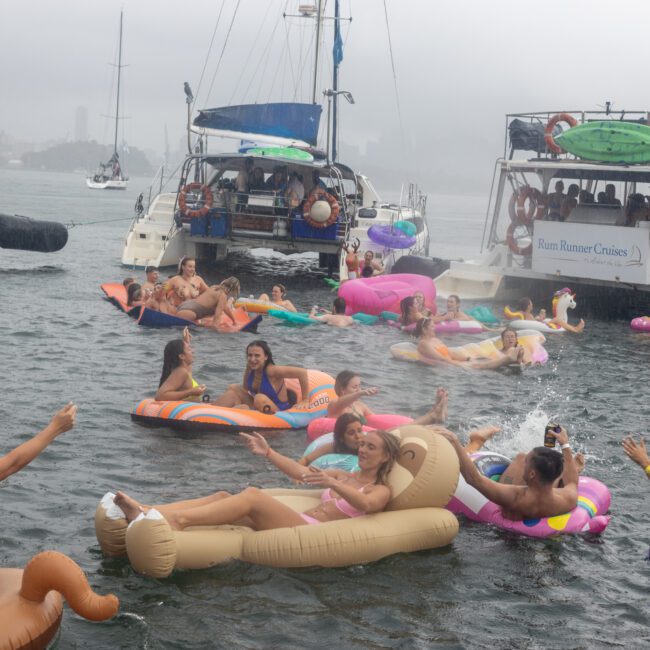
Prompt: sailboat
<box><xmin>86</xmin><ymin>10</ymin><xmax>128</xmax><ymax>190</ymax></box>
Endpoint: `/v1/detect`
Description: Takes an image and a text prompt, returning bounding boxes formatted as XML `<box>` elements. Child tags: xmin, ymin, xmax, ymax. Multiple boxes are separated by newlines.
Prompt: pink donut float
<box><xmin>630</xmin><ymin>316</ymin><xmax>650</xmax><ymax>332</ymax></box>
<box><xmin>338</xmin><ymin>274</ymin><xmax>436</xmax><ymax>316</ymax></box>
<box><xmin>446</xmin><ymin>452</ymin><xmax>611</xmax><ymax>537</ymax></box>
<box><xmin>307</xmin><ymin>413</ymin><xmax>413</xmax><ymax>442</ymax></box>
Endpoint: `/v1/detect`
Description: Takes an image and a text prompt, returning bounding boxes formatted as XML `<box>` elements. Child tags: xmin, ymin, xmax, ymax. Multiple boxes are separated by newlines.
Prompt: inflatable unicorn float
<box><xmin>505</xmin><ymin>288</ymin><xmax>585</xmax><ymax>334</ymax></box>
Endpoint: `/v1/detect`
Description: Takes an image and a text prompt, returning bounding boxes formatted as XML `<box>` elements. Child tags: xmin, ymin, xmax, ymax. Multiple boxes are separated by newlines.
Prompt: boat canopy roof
<box><xmin>190</xmin><ymin>153</ymin><xmax>358</xmax><ymax>181</ymax></box>
<box><xmin>498</xmin><ymin>158</ymin><xmax>650</xmax><ymax>184</ymax></box>
<box><xmin>192</xmin><ymin>102</ymin><xmax>322</xmax><ymax>148</ymax></box>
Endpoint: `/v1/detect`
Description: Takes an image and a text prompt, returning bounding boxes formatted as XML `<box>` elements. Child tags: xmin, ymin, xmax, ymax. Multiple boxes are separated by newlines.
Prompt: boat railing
<box><xmin>504</xmin><ymin>109</ymin><xmax>650</xmax><ymax>160</ymax></box>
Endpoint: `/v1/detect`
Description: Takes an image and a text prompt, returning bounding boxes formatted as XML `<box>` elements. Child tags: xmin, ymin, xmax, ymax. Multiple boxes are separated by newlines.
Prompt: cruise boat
<box><xmin>120</xmin><ymin>2</ymin><xmax>428</xmax><ymax>273</ymax></box>
<box><xmin>87</xmin><ymin>10</ymin><xmax>128</xmax><ymax>190</ymax></box>
<box><xmin>435</xmin><ymin>109</ymin><xmax>650</xmax><ymax>313</ymax></box>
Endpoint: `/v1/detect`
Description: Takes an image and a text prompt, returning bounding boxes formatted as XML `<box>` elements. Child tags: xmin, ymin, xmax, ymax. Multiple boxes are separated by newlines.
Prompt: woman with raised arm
<box><xmin>114</xmin><ymin>428</ymin><xmax>401</xmax><ymax>531</ymax></box>
<box><xmin>156</xmin><ymin>327</ymin><xmax>206</xmax><ymax>402</ymax></box>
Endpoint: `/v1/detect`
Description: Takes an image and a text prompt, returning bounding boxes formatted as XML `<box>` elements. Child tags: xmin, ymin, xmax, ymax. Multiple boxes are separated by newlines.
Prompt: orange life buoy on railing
<box><xmin>515</xmin><ymin>186</ymin><xmax>546</xmax><ymax>224</ymax></box>
<box><xmin>178</xmin><ymin>182</ymin><xmax>213</xmax><ymax>218</ymax></box>
<box><xmin>303</xmin><ymin>189</ymin><xmax>340</xmax><ymax>228</ymax></box>
<box><xmin>544</xmin><ymin>113</ymin><xmax>578</xmax><ymax>154</ymax></box>
<box><xmin>506</xmin><ymin>221</ymin><xmax>532</xmax><ymax>256</ymax></box>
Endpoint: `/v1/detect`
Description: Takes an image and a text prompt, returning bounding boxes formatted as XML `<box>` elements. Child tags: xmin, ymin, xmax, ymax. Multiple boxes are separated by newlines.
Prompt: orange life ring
<box><xmin>303</xmin><ymin>189</ymin><xmax>340</xmax><ymax>228</ymax></box>
<box><xmin>516</xmin><ymin>186</ymin><xmax>546</xmax><ymax>224</ymax></box>
<box><xmin>544</xmin><ymin>113</ymin><xmax>578</xmax><ymax>154</ymax></box>
<box><xmin>506</xmin><ymin>221</ymin><xmax>532</xmax><ymax>256</ymax></box>
<box><xmin>178</xmin><ymin>182</ymin><xmax>213</xmax><ymax>218</ymax></box>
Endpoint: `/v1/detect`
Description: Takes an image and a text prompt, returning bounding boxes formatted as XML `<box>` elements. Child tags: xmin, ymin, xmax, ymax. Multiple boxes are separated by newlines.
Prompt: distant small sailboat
<box><xmin>87</xmin><ymin>10</ymin><xmax>128</xmax><ymax>190</ymax></box>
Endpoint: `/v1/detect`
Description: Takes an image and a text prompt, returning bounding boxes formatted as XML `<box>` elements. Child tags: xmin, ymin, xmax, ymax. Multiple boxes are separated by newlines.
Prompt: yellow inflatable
<box><xmin>95</xmin><ymin>425</ymin><xmax>460</xmax><ymax>578</ymax></box>
<box><xmin>0</xmin><ymin>551</ymin><xmax>119</xmax><ymax>650</ymax></box>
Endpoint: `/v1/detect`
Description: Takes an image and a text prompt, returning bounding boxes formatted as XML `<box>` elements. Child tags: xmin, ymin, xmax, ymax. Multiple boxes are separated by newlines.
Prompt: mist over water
<box><xmin>0</xmin><ymin>170</ymin><xmax>648</xmax><ymax>648</ymax></box>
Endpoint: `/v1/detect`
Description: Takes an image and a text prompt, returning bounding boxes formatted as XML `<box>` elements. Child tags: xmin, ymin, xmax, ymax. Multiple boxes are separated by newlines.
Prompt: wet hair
<box><xmin>371</xmin><ymin>430</ymin><xmax>402</xmax><ymax>486</ymax></box>
<box><xmin>220</xmin><ymin>276</ymin><xmax>240</xmax><ymax>299</ymax></box>
<box><xmin>178</xmin><ymin>256</ymin><xmax>195</xmax><ymax>275</ymax></box>
<box><xmin>400</xmin><ymin>296</ymin><xmax>416</xmax><ymax>323</ymax></box>
<box><xmin>333</xmin><ymin>414</ymin><xmax>363</xmax><ymax>454</ymax></box>
<box><xmin>246</xmin><ymin>340</ymin><xmax>274</xmax><ymax>368</ymax></box>
<box><xmin>273</xmin><ymin>283</ymin><xmax>286</xmax><ymax>297</ymax></box>
<box><xmin>334</xmin><ymin>370</ymin><xmax>360</xmax><ymax>396</ymax></box>
<box><xmin>127</xmin><ymin>283</ymin><xmax>143</xmax><ymax>306</ymax></box>
<box><xmin>448</xmin><ymin>294</ymin><xmax>460</xmax><ymax>306</ymax></box>
<box><xmin>500</xmin><ymin>326</ymin><xmax>518</xmax><ymax>345</ymax></box>
<box><xmin>123</xmin><ymin>277</ymin><xmax>136</xmax><ymax>288</ymax></box>
<box><xmin>145</xmin><ymin>265</ymin><xmax>159</xmax><ymax>275</ymax></box>
<box><xmin>529</xmin><ymin>447</ymin><xmax>564</xmax><ymax>484</ymax></box>
<box><xmin>333</xmin><ymin>297</ymin><xmax>346</xmax><ymax>314</ymax></box>
<box><xmin>414</xmin><ymin>317</ymin><xmax>430</xmax><ymax>338</ymax></box>
<box><xmin>361</xmin><ymin>265</ymin><xmax>374</xmax><ymax>278</ymax></box>
<box><xmin>517</xmin><ymin>296</ymin><xmax>533</xmax><ymax>312</ymax></box>
<box><xmin>159</xmin><ymin>339</ymin><xmax>186</xmax><ymax>386</ymax></box>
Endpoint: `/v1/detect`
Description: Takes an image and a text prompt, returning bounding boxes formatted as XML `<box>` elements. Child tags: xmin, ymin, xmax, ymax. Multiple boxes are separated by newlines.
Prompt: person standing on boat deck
<box><xmin>545</xmin><ymin>180</ymin><xmax>564</xmax><ymax>221</ymax></box>
<box><xmin>605</xmin><ymin>184</ymin><xmax>622</xmax><ymax>206</ymax></box>
<box><xmin>286</xmin><ymin>171</ymin><xmax>305</xmax><ymax>207</ymax></box>
<box><xmin>235</xmin><ymin>157</ymin><xmax>254</xmax><ymax>211</ymax></box>
<box><xmin>141</xmin><ymin>266</ymin><xmax>159</xmax><ymax>294</ymax></box>
<box><xmin>0</xmin><ymin>403</ymin><xmax>77</xmax><ymax>482</ymax></box>
<box><xmin>249</xmin><ymin>167</ymin><xmax>266</xmax><ymax>191</ymax></box>
<box><xmin>265</xmin><ymin>166</ymin><xmax>288</xmax><ymax>194</ymax></box>
<box><xmin>560</xmin><ymin>184</ymin><xmax>579</xmax><ymax>221</ymax></box>
<box><xmin>166</xmin><ymin>257</ymin><xmax>210</xmax><ymax>308</ymax></box>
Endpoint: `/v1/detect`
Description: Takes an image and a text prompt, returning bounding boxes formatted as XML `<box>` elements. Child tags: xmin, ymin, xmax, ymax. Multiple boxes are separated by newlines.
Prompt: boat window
<box><xmin>358</xmin><ymin>208</ymin><xmax>377</xmax><ymax>219</ymax></box>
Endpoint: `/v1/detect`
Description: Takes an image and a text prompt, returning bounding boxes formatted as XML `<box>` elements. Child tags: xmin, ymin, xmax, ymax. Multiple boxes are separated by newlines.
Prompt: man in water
<box><xmin>310</xmin><ymin>297</ymin><xmax>355</xmax><ymax>328</ymax></box>
<box><xmin>436</xmin><ymin>426</ymin><xmax>580</xmax><ymax>520</ymax></box>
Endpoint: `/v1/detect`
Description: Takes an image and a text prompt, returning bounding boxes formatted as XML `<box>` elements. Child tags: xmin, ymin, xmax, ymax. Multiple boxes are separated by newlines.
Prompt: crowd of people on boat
<box><xmin>540</xmin><ymin>180</ymin><xmax>650</xmax><ymax>225</ymax></box>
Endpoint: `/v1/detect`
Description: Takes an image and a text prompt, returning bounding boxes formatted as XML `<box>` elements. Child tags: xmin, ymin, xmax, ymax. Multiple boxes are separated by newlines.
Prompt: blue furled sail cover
<box><xmin>192</xmin><ymin>103</ymin><xmax>322</xmax><ymax>147</ymax></box>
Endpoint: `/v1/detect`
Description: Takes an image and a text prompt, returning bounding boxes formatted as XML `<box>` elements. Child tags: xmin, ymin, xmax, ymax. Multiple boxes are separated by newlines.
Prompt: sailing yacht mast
<box><xmin>113</xmin><ymin>10</ymin><xmax>123</xmax><ymax>158</ymax></box>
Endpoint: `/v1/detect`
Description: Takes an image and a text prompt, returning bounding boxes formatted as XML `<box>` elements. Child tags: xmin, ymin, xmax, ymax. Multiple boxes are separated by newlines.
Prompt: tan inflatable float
<box><xmin>0</xmin><ymin>551</ymin><xmax>119</xmax><ymax>650</ymax></box>
<box><xmin>95</xmin><ymin>425</ymin><xmax>460</xmax><ymax>578</ymax></box>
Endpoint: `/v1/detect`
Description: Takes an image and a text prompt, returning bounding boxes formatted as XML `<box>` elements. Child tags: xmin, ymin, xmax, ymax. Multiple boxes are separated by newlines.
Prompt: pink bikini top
<box><xmin>320</xmin><ymin>483</ymin><xmax>371</xmax><ymax>518</ymax></box>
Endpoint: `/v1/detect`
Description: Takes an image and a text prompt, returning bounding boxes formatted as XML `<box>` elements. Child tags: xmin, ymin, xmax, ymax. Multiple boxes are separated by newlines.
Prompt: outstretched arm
<box><xmin>622</xmin><ymin>435</ymin><xmax>650</xmax><ymax>480</ymax></box>
<box><xmin>327</xmin><ymin>387</ymin><xmax>378</xmax><ymax>417</ymax></box>
<box><xmin>299</xmin><ymin>442</ymin><xmax>334</xmax><ymax>466</ymax></box>
<box><xmin>435</xmin><ymin>428</ymin><xmax>521</xmax><ymax>510</ymax></box>
<box><xmin>241</xmin><ymin>431</ymin><xmax>312</xmax><ymax>481</ymax></box>
<box><xmin>0</xmin><ymin>403</ymin><xmax>77</xmax><ymax>481</ymax></box>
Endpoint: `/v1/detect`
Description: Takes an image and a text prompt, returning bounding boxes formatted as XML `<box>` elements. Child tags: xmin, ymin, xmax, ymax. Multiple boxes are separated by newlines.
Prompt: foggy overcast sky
<box><xmin>1</xmin><ymin>0</ymin><xmax>648</xmax><ymax>188</ymax></box>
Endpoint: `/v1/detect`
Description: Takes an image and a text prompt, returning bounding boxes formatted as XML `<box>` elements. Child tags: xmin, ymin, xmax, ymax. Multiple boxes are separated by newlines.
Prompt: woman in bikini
<box><xmin>212</xmin><ymin>340</ymin><xmax>310</xmax><ymax>413</ymax></box>
<box><xmin>399</xmin><ymin>296</ymin><xmax>427</xmax><ymax>326</ymax></box>
<box><xmin>258</xmin><ymin>284</ymin><xmax>297</xmax><ymax>312</ymax></box>
<box><xmin>300</xmin><ymin>412</ymin><xmax>500</xmax><ymax>467</ymax></box>
<box><xmin>416</xmin><ymin>319</ymin><xmax>525</xmax><ymax>369</ymax></box>
<box><xmin>156</xmin><ymin>328</ymin><xmax>206</xmax><ymax>402</ymax></box>
<box><xmin>166</xmin><ymin>257</ymin><xmax>210</xmax><ymax>308</ymax></box>
<box><xmin>113</xmin><ymin>428</ymin><xmax>401</xmax><ymax>531</ymax></box>
<box><xmin>175</xmin><ymin>277</ymin><xmax>240</xmax><ymax>326</ymax></box>
<box><xmin>327</xmin><ymin>370</ymin><xmax>449</xmax><ymax>425</ymax></box>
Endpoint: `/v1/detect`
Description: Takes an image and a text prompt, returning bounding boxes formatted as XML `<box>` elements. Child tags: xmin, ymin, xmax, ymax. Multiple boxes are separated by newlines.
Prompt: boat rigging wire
<box><xmin>205</xmin><ymin>0</ymin><xmax>242</xmax><ymax>107</ymax></box>
<box><xmin>192</xmin><ymin>1</ymin><xmax>227</xmax><ymax>111</ymax></box>
<box><xmin>382</xmin><ymin>0</ymin><xmax>406</xmax><ymax>160</ymax></box>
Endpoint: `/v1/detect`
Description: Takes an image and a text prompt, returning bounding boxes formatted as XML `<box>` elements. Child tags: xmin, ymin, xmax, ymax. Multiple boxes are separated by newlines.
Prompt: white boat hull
<box><xmin>86</xmin><ymin>177</ymin><xmax>128</xmax><ymax>190</ymax></box>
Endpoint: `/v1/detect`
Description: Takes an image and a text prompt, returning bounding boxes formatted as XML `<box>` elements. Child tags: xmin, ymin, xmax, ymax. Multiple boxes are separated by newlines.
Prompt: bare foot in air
<box><xmin>427</xmin><ymin>387</ymin><xmax>448</xmax><ymax>423</ymax></box>
<box><xmin>114</xmin><ymin>491</ymin><xmax>144</xmax><ymax>523</ymax></box>
<box><xmin>466</xmin><ymin>425</ymin><xmax>501</xmax><ymax>453</ymax></box>
<box><xmin>574</xmin><ymin>452</ymin><xmax>586</xmax><ymax>474</ymax></box>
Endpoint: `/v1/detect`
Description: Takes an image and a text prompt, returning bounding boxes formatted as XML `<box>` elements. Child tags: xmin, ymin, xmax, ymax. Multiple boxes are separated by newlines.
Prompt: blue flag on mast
<box><xmin>333</xmin><ymin>0</ymin><xmax>343</xmax><ymax>66</ymax></box>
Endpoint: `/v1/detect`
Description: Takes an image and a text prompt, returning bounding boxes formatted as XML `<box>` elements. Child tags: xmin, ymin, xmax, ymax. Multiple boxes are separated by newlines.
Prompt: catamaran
<box><xmin>120</xmin><ymin>1</ymin><xmax>428</xmax><ymax>272</ymax></box>
<box><xmin>87</xmin><ymin>10</ymin><xmax>128</xmax><ymax>190</ymax></box>
<box><xmin>435</xmin><ymin>108</ymin><xmax>650</xmax><ymax>313</ymax></box>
